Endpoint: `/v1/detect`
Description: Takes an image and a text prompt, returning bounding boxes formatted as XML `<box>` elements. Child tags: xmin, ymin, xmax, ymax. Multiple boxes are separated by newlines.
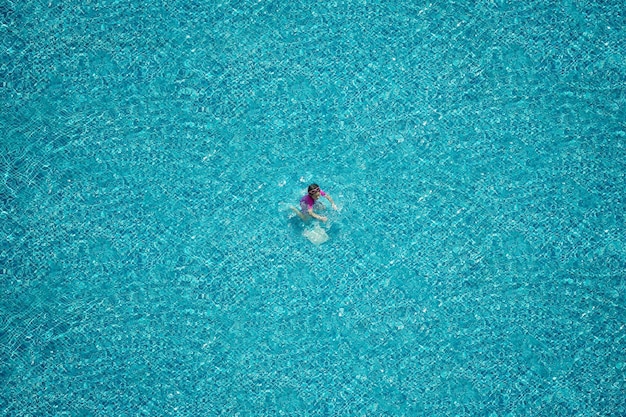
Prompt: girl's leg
<box><xmin>290</xmin><ymin>206</ymin><xmax>308</xmax><ymax>221</ymax></box>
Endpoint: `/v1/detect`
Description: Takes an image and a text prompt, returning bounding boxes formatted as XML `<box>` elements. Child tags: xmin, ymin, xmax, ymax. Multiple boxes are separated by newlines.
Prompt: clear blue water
<box><xmin>1</xmin><ymin>0</ymin><xmax>625</xmax><ymax>415</ymax></box>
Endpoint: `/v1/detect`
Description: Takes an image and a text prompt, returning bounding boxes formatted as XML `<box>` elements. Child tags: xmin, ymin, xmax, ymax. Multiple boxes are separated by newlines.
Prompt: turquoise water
<box><xmin>2</xmin><ymin>0</ymin><xmax>625</xmax><ymax>415</ymax></box>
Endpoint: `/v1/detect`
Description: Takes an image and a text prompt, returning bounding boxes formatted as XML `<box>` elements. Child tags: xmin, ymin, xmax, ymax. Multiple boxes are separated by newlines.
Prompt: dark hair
<box><xmin>308</xmin><ymin>183</ymin><xmax>320</xmax><ymax>194</ymax></box>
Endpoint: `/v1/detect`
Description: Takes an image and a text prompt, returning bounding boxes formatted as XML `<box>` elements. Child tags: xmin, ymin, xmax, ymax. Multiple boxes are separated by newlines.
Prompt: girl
<box><xmin>291</xmin><ymin>183</ymin><xmax>337</xmax><ymax>222</ymax></box>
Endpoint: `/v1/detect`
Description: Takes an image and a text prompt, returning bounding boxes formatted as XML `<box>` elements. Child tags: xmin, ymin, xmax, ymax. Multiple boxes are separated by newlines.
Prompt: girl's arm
<box><xmin>308</xmin><ymin>209</ymin><xmax>328</xmax><ymax>222</ymax></box>
<box><xmin>324</xmin><ymin>194</ymin><xmax>338</xmax><ymax>210</ymax></box>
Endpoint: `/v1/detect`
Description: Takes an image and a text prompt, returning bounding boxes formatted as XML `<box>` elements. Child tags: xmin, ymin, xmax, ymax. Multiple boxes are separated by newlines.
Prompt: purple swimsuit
<box><xmin>300</xmin><ymin>190</ymin><xmax>326</xmax><ymax>212</ymax></box>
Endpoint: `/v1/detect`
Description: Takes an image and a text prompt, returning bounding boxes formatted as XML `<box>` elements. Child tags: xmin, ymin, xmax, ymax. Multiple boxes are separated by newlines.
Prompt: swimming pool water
<box><xmin>1</xmin><ymin>0</ymin><xmax>625</xmax><ymax>415</ymax></box>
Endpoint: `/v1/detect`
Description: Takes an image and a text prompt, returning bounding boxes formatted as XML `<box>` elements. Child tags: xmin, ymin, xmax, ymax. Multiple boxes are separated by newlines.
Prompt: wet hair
<box><xmin>308</xmin><ymin>183</ymin><xmax>320</xmax><ymax>194</ymax></box>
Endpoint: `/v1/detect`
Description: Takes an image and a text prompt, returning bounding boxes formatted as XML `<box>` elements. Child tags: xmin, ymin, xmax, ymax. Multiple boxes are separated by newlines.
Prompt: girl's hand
<box><xmin>320</xmin><ymin>216</ymin><xmax>328</xmax><ymax>222</ymax></box>
<box><xmin>331</xmin><ymin>204</ymin><xmax>338</xmax><ymax>210</ymax></box>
